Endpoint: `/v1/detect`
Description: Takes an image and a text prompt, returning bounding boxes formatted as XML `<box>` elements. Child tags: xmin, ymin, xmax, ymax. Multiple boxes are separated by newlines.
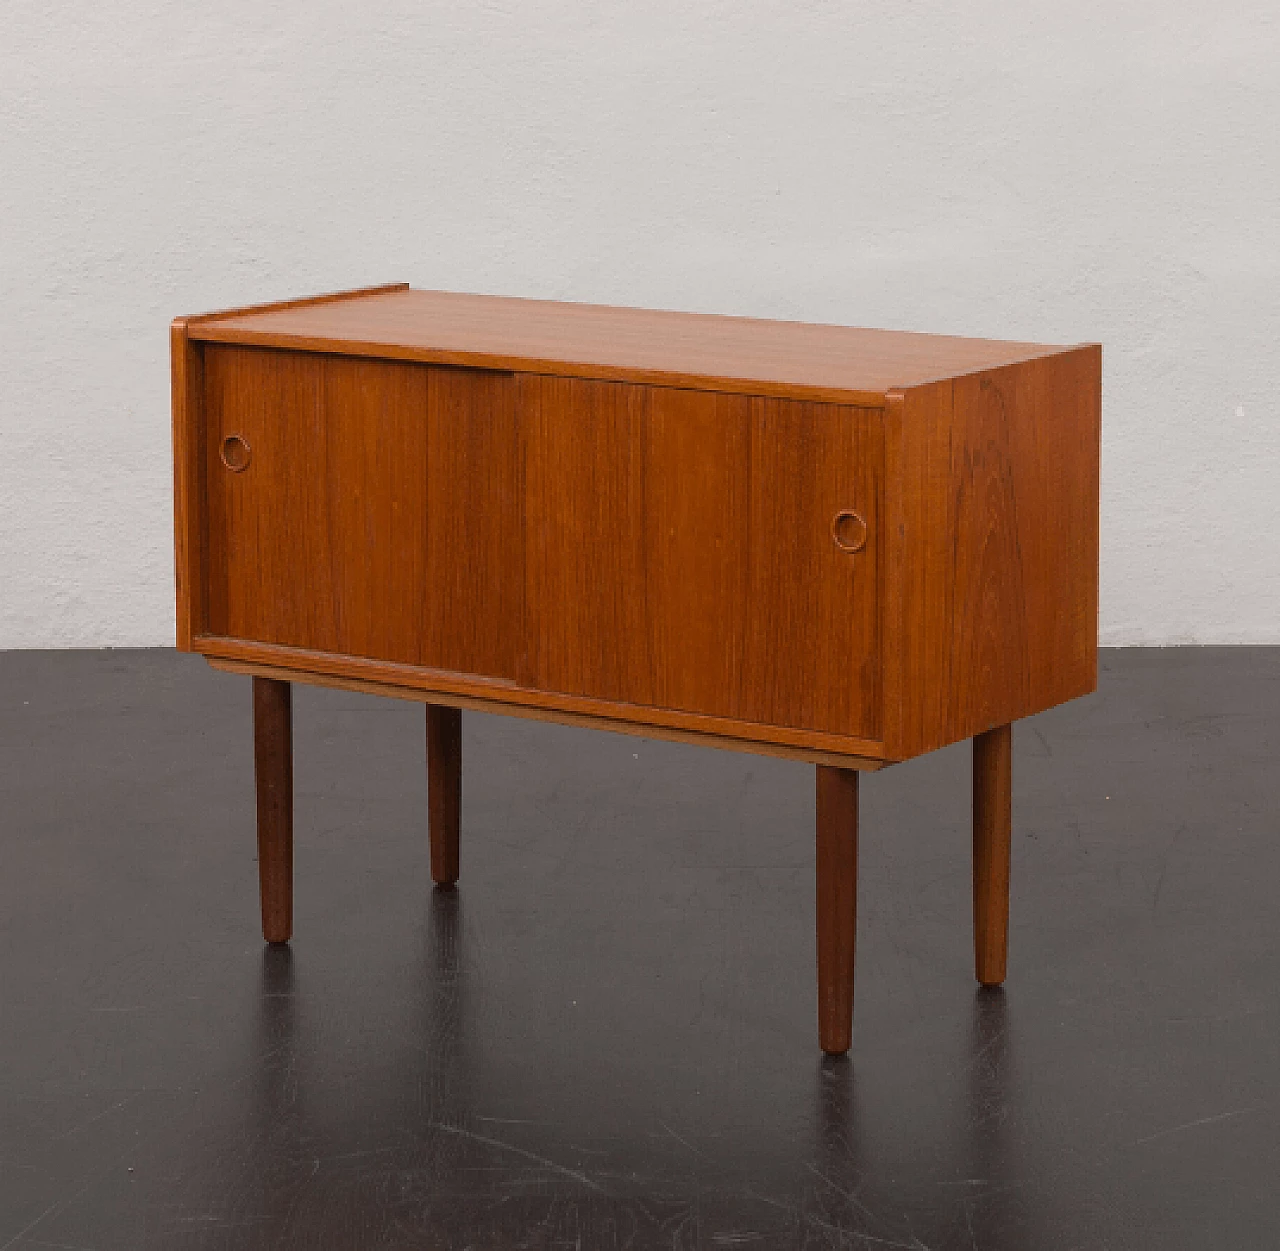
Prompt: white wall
<box><xmin>2</xmin><ymin>2</ymin><xmax>1277</xmax><ymax>647</ymax></box>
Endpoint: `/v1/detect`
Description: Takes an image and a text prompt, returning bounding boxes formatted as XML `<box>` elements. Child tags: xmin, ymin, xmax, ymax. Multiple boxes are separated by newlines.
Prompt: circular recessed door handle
<box><xmin>220</xmin><ymin>434</ymin><xmax>252</xmax><ymax>472</ymax></box>
<box><xmin>831</xmin><ymin>509</ymin><xmax>867</xmax><ymax>554</ymax></box>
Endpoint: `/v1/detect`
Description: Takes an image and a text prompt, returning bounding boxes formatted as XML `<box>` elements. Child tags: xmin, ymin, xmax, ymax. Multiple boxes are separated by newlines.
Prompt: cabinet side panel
<box><xmin>884</xmin><ymin>346</ymin><xmax>1101</xmax><ymax>759</ymax></box>
<box><xmin>171</xmin><ymin>320</ymin><xmax>205</xmax><ymax>650</ymax></box>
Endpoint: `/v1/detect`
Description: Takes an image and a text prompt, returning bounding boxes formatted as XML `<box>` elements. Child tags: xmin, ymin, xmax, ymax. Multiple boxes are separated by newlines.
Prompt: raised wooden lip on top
<box><xmin>181</xmin><ymin>283</ymin><xmax>1082</xmax><ymax>407</ymax></box>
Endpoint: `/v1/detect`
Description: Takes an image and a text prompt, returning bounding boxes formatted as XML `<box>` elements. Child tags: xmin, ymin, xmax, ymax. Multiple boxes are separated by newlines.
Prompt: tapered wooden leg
<box><xmin>817</xmin><ymin>765</ymin><xmax>859</xmax><ymax>1055</ymax></box>
<box><xmin>253</xmin><ymin>677</ymin><xmax>293</xmax><ymax>944</ymax></box>
<box><xmin>427</xmin><ymin>705</ymin><xmax>462</xmax><ymax>888</ymax></box>
<box><xmin>973</xmin><ymin>723</ymin><xmax>1012</xmax><ymax>986</ymax></box>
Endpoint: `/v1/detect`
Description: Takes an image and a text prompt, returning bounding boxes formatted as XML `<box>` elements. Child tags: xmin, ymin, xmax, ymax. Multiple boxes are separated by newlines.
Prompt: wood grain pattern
<box><xmin>973</xmin><ymin>723</ymin><xmax>1012</xmax><ymax>986</ymax></box>
<box><xmin>522</xmin><ymin>376</ymin><xmax>881</xmax><ymax>735</ymax></box>
<box><xmin>427</xmin><ymin>705</ymin><xmax>462</xmax><ymax>888</ymax></box>
<box><xmin>816</xmin><ymin>765</ymin><xmax>858</xmax><ymax>1055</ymax></box>
<box><xmin>205</xmin><ymin>347</ymin><xmax>523</xmax><ymax>679</ymax></box>
<box><xmin>421</xmin><ymin>368</ymin><xmax>524</xmax><ymax>681</ymax></box>
<box><xmin>882</xmin><ymin>345</ymin><xmax>1101</xmax><ymax>760</ymax></box>
<box><xmin>170</xmin><ymin>319</ymin><xmax>205</xmax><ymax>650</ymax></box>
<box><xmin>253</xmin><ymin>676</ymin><xmax>293</xmax><ymax>944</ymax></box>
<box><xmin>204</xmin><ymin>345</ymin><xmax>432</xmax><ymax>660</ymax></box>
<box><xmin>201</xmin><ymin>638</ymin><xmax>888</xmax><ymax>768</ymax></box>
<box><xmin>521</xmin><ymin>375</ymin><xmax>651</xmax><ymax>704</ymax></box>
<box><xmin>740</xmin><ymin>397</ymin><xmax>882</xmax><ymax>736</ymax></box>
<box><xmin>640</xmin><ymin>387</ymin><xmax>753</xmax><ymax>718</ymax></box>
<box><xmin>186</xmin><ymin>286</ymin><xmax>1076</xmax><ymax>406</ymax></box>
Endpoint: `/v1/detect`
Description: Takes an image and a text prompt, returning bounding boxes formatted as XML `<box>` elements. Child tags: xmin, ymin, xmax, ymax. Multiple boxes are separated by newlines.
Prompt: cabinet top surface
<box><xmin>183</xmin><ymin>284</ymin><xmax>1083</xmax><ymax>403</ymax></box>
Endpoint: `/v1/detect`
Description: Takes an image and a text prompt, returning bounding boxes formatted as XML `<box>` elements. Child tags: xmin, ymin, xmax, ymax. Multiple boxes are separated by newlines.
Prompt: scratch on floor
<box><xmin>803</xmin><ymin>1164</ymin><xmax>878</xmax><ymax>1227</ymax></box>
<box><xmin>750</xmin><ymin>1188</ymin><xmax>927</xmax><ymax>1250</ymax></box>
<box><xmin>964</xmin><ymin>1024</ymin><xmax>1007</xmax><ymax>1075</ymax></box>
<box><xmin>59</xmin><ymin>1094</ymin><xmax>139</xmax><ymax>1140</ymax></box>
<box><xmin>314</xmin><ymin>1146</ymin><xmax>399</xmax><ymax>1165</ymax></box>
<box><xmin>658</xmin><ymin>1120</ymin><xmax>703</xmax><ymax>1158</ymax></box>
<box><xmin>173</xmin><ymin>1217</ymin><xmax>271</xmax><ymax>1227</ymax></box>
<box><xmin>1130</xmin><ymin>1105</ymin><xmax>1263</xmax><ymax>1147</ymax></box>
<box><xmin>0</xmin><ymin>1173</ymin><xmax>98</xmax><ymax>1251</ymax></box>
<box><xmin>429</xmin><ymin>1123</ymin><xmax>606</xmax><ymax>1193</ymax></box>
<box><xmin>934</xmin><ymin>1179</ymin><xmax>1030</xmax><ymax>1201</ymax></box>
<box><xmin>1150</xmin><ymin>821</ymin><xmax>1187</xmax><ymax>913</ymax></box>
<box><xmin>2</xmin><ymin>1083</ymin><xmax>205</xmax><ymax>1249</ymax></box>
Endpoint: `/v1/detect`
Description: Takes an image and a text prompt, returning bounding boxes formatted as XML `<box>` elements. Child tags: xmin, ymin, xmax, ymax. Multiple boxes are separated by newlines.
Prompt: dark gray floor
<box><xmin>1</xmin><ymin>649</ymin><xmax>1278</xmax><ymax>1250</ymax></box>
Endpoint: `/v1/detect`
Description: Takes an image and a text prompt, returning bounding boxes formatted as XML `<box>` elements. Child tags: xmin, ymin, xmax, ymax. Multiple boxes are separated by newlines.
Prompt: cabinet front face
<box><xmin>203</xmin><ymin>348</ymin><xmax>882</xmax><ymax>741</ymax></box>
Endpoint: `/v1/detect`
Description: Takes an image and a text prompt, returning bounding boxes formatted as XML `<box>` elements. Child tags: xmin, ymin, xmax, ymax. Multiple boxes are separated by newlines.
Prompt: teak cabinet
<box><xmin>172</xmin><ymin>284</ymin><xmax>1101</xmax><ymax>1054</ymax></box>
